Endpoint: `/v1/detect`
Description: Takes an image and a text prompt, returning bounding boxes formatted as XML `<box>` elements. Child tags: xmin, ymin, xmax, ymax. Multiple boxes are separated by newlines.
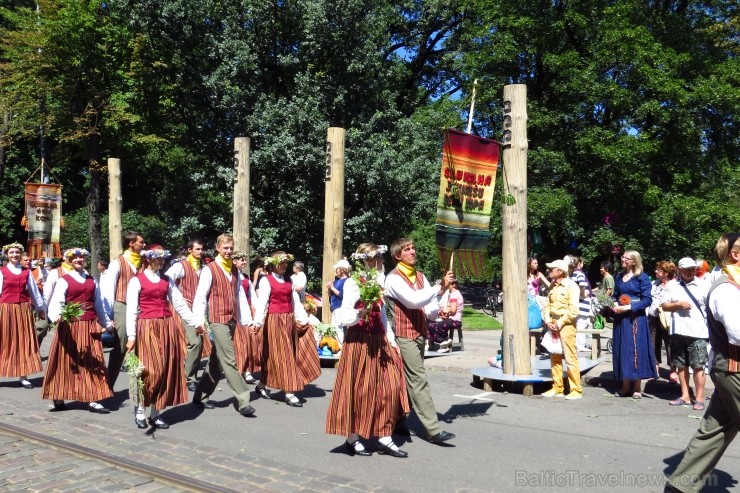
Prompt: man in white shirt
<box><xmin>662</xmin><ymin>257</ymin><xmax>710</xmax><ymax>410</ymax></box>
<box><xmin>290</xmin><ymin>261</ymin><xmax>307</xmax><ymax>303</ymax></box>
<box><xmin>665</xmin><ymin>235</ymin><xmax>740</xmax><ymax>493</ymax></box>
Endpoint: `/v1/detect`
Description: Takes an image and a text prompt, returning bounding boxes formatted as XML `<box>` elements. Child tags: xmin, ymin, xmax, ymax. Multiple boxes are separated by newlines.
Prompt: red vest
<box><xmin>266</xmin><ymin>275</ymin><xmax>292</xmax><ymax>314</ymax></box>
<box><xmin>0</xmin><ymin>266</ymin><xmax>31</xmax><ymax>303</ymax></box>
<box><xmin>136</xmin><ymin>273</ymin><xmax>172</xmax><ymax>319</ymax></box>
<box><xmin>387</xmin><ymin>268</ymin><xmax>428</xmax><ymax>339</ymax></box>
<box><xmin>241</xmin><ymin>277</ymin><xmax>252</xmax><ymax>305</ymax></box>
<box><xmin>114</xmin><ymin>255</ymin><xmax>136</xmax><ymax>303</ymax></box>
<box><xmin>62</xmin><ymin>274</ymin><xmax>97</xmax><ymax>321</ymax></box>
<box><xmin>178</xmin><ymin>260</ymin><xmax>199</xmax><ymax>309</ymax></box>
<box><xmin>207</xmin><ymin>263</ymin><xmax>237</xmax><ymax>324</ymax></box>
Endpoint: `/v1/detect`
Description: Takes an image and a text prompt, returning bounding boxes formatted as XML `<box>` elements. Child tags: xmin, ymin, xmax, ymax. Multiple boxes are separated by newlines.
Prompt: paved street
<box><xmin>0</xmin><ymin>325</ymin><xmax>737</xmax><ymax>493</ymax></box>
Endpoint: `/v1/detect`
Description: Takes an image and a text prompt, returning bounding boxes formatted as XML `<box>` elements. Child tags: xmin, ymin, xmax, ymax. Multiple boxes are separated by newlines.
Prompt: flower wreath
<box><xmin>264</xmin><ymin>252</ymin><xmax>294</xmax><ymax>266</ymax></box>
<box><xmin>2</xmin><ymin>242</ymin><xmax>24</xmax><ymax>254</ymax></box>
<box><xmin>350</xmin><ymin>244</ymin><xmax>387</xmax><ymax>261</ymax></box>
<box><xmin>141</xmin><ymin>249</ymin><xmax>171</xmax><ymax>260</ymax></box>
<box><xmin>63</xmin><ymin>248</ymin><xmax>90</xmax><ymax>259</ymax></box>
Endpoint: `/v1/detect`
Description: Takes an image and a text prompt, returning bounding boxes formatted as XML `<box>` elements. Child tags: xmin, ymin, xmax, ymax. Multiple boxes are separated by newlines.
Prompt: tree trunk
<box><xmin>87</xmin><ymin>133</ymin><xmax>104</xmax><ymax>276</ymax></box>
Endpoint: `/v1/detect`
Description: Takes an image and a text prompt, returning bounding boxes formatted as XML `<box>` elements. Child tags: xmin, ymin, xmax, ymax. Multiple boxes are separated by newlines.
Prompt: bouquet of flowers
<box><xmin>315</xmin><ymin>323</ymin><xmax>341</xmax><ymax>355</ymax></box>
<box><xmin>123</xmin><ymin>352</ymin><xmax>146</xmax><ymax>405</ymax></box>
<box><xmin>593</xmin><ymin>291</ymin><xmax>615</xmax><ymax>316</ymax></box>
<box><xmin>59</xmin><ymin>302</ymin><xmax>84</xmax><ymax>323</ymax></box>
<box><xmin>351</xmin><ymin>262</ymin><xmax>383</xmax><ymax>331</ymax></box>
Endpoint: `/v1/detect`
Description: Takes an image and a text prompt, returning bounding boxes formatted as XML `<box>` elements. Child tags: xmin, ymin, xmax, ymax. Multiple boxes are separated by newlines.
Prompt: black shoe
<box><xmin>256</xmin><ymin>386</ymin><xmax>271</xmax><ymax>400</ymax></box>
<box><xmin>187</xmin><ymin>382</ymin><xmax>198</xmax><ymax>392</ymax></box>
<box><xmin>135</xmin><ymin>415</ymin><xmax>148</xmax><ymax>429</ymax></box>
<box><xmin>393</xmin><ymin>421</ymin><xmax>416</xmax><ymax>437</ymax></box>
<box><xmin>376</xmin><ymin>442</ymin><xmax>408</xmax><ymax>458</ymax></box>
<box><xmin>52</xmin><ymin>400</ymin><xmax>66</xmax><ymax>411</ymax></box>
<box><xmin>19</xmin><ymin>379</ymin><xmax>33</xmax><ymax>389</ymax></box>
<box><xmin>285</xmin><ymin>396</ymin><xmax>303</xmax><ymax>407</ymax></box>
<box><xmin>88</xmin><ymin>404</ymin><xmax>110</xmax><ymax>414</ymax></box>
<box><xmin>193</xmin><ymin>399</ymin><xmax>215</xmax><ymax>409</ymax></box>
<box><xmin>239</xmin><ymin>405</ymin><xmax>256</xmax><ymax>417</ymax></box>
<box><xmin>148</xmin><ymin>417</ymin><xmax>169</xmax><ymax>429</ymax></box>
<box><xmin>428</xmin><ymin>431</ymin><xmax>455</xmax><ymax>444</ymax></box>
<box><xmin>344</xmin><ymin>441</ymin><xmax>372</xmax><ymax>456</ymax></box>
<box><xmin>663</xmin><ymin>484</ymin><xmax>683</xmax><ymax>493</ymax></box>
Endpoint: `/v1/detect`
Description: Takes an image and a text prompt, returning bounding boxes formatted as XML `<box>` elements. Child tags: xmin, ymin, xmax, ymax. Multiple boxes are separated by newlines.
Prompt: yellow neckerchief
<box><xmin>216</xmin><ymin>254</ymin><xmax>232</xmax><ymax>275</ymax></box>
<box><xmin>186</xmin><ymin>254</ymin><xmax>201</xmax><ymax>272</ymax></box>
<box><xmin>123</xmin><ymin>250</ymin><xmax>142</xmax><ymax>270</ymax></box>
<box><xmin>61</xmin><ymin>261</ymin><xmax>75</xmax><ymax>273</ymax></box>
<box><xmin>723</xmin><ymin>264</ymin><xmax>740</xmax><ymax>284</ymax></box>
<box><xmin>397</xmin><ymin>261</ymin><xmax>416</xmax><ymax>284</ymax></box>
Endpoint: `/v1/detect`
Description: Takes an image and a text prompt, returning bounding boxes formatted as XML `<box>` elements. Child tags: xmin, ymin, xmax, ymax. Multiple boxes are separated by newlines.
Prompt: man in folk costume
<box><xmin>384</xmin><ymin>237</ymin><xmax>456</xmax><ymax>444</ymax></box>
<box><xmin>101</xmin><ymin>230</ymin><xmax>146</xmax><ymax>389</ymax></box>
<box><xmin>164</xmin><ymin>238</ymin><xmax>206</xmax><ymax>392</ymax></box>
<box><xmin>191</xmin><ymin>234</ymin><xmax>256</xmax><ymax>417</ymax></box>
<box><xmin>665</xmin><ymin>234</ymin><xmax>740</xmax><ymax>493</ymax></box>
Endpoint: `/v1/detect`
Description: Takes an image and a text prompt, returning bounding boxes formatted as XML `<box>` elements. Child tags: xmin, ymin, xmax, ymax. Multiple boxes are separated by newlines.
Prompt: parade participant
<box><xmin>541</xmin><ymin>258</ymin><xmax>583</xmax><ymax>399</ymax></box>
<box><xmin>191</xmin><ymin>234</ymin><xmax>256</xmax><ymax>417</ymax></box>
<box><xmin>612</xmin><ymin>250</ymin><xmax>657</xmax><ymax>398</ymax></box>
<box><xmin>230</xmin><ymin>251</ymin><xmax>260</xmax><ymax>384</ymax></box>
<box><xmin>164</xmin><ymin>239</ymin><xmax>206</xmax><ymax>391</ymax></box>
<box><xmin>42</xmin><ymin>248</ymin><xmax>112</xmax><ymax>413</ymax></box>
<box><xmin>665</xmin><ymin>234</ymin><xmax>740</xmax><ymax>493</ymax></box>
<box><xmin>384</xmin><ymin>237</ymin><xmax>455</xmax><ymax>444</ymax></box>
<box><xmin>100</xmin><ymin>230</ymin><xmax>146</xmax><ymax>389</ymax></box>
<box><xmin>254</xmin><ymin>251</ymin><xmax>321</xmax><ymax>408</ymax></box>
<box><xmin>126</xmin><ymin>245</ymin><xmax>196</xmax><ymax>429</ymax></box>
<box><xmin>0</xmin><ymin>242</ymin><xmax>45</xmax><ymax>388</ymax></box>
<box><xmin>251</xmin><ymin>257</ymin><xmax>266</xmax><ymax>296</ymax></box>
<box><xmin>326</xmin><ymin>243</ymin><xmax>410</xmax><ymax>457</ymax></box>
<box><xmin>40</xmin><ymin>254</ymin><xmax>75</xmax><ymax>348</ymax></box>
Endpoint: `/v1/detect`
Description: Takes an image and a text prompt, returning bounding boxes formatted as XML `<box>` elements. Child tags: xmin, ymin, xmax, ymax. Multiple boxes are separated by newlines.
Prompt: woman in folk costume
<box><xmin>42</xmin><ymin>248</ymin><xmax>113</xmax><ymax>413</ymax></box>
<box><xmin>126</xmin><ymin>245</ymin><xmax>196</xmax><ymax>429</ymax></box>
<box><xmin>326</xmin><ymin>243</ymin><xmax>410</xmax><ymax>457</ymax></box>
<box><xmin>253</xmin><ymin>251</ymin><xmax>320</xmax><ymax>407</ymax></box>
<box><xmin>231</xmin><ymin>251</ymin><xmax>261</xmax><ymax>384</ymax></box>
<box><xmin>0</xmin><ymin>242</ymin><xmax>45</xmax><ymax>388</ymax></box>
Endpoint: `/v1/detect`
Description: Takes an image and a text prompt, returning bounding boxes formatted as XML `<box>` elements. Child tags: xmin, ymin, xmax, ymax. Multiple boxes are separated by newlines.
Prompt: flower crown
<box><xmin>264</xmin><ymin>253</ymin><xmax>294</xmax><ymax>266</ymax></box>
<box><xmin>141</xmin><ymin>249</ymin><xmax>171</xmax><ymax>259</ymax></box>
<box><xmin>232</xmin><ymin>250</ymin><xmax>248</xmax><ymax>260</ymax></box>
<box><xmin>2</xmin><ymin>242</ymin><xmax>24</xmax><ymax>254</ymax></box>
<box><xmin>63</xmin><ymin>248</ymin><xmax>90</xmax><ymax>259</ymax></box>
<box><xmin>350</xmin><ymin>245</ymin><xmax>387</xmax><ymax>261</ymax></box>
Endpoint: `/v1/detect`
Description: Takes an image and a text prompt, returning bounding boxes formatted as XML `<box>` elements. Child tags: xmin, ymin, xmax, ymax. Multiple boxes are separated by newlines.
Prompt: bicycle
<box><xmin>481</xmin><ymin>288</ymin><xmax>503</xmax><ymax>318</ymax></box>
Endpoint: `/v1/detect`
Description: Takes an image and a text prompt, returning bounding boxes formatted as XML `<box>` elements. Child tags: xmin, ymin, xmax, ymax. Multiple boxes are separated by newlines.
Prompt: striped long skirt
<box><xmin>326</xmin><ymin>327</ymin><xmax>410</xmax><ymax>438</ymax></box>
<box><xmin>136</xmin><ymin>317</ymin><xmax>187</xmax><ymax>409</ymax></box>
<box><xmin>233</xmin><ymin>323</ymin><xmax>262</xmax><ymax>374</ymax></box>
<box><xmin>261</xmin><ymin>313</ymin><xmax>321</xmax><ymax>393</ymax></box>
<box><xmin>0</xmin><ymin>302</ymin><xmax>42</xmax><ymax>377</ymax></box>
<box><xmin>41</xmin><ymin>320</ymin><xmax>112</xmax><ymax>402</ymax></box>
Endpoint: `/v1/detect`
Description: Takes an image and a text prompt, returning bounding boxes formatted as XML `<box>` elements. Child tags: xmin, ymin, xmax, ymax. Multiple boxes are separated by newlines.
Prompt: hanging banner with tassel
<box><xmin>435</xmin><ymin>128</ymin><xmax>500</xmax><ymax>278</ymax></box>
<box><xmin>23</xmin><ymin>182</ymin><xmax>63</xmax><ymax>259</ymax></box>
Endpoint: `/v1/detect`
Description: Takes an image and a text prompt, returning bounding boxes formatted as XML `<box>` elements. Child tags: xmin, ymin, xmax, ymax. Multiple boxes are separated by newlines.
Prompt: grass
<box><xmin>462</xmin><ymin>306</ymin><xmax>503</xmax><ymax>330</ymax></box>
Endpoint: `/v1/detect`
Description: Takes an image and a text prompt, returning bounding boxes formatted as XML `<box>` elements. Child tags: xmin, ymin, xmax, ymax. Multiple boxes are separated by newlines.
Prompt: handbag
<box><xmin>541</xmin><ymin>330</ymin><xmax>563</xmax><ymax>354</ymax></box>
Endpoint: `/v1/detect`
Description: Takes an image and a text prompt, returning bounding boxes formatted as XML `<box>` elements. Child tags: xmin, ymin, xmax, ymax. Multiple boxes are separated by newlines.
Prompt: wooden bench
<box><xmin>529</xmin><ymin>328</ymin><xmax>604</xmax><ymax>361</ymax></box>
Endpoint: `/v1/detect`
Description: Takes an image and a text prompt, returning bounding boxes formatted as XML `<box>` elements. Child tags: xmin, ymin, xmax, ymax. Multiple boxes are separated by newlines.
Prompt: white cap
<box><xmin>333</xmin><ymin>259</ymin><xmax>351</xmax><ymax>270</ymax></box>
<box><xmin>678</xmin><ymin>257</ymin><xmax>697</xmax><ymax>269</ymax></box>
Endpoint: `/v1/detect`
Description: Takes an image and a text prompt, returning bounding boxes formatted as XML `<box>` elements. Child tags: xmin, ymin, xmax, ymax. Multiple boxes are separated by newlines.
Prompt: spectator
<box><xmin>327</xmin><ymin>259</ymin><xmax>350</xmax><ymax>343</ymax></box>
<box><xmin>648</xmin><ymin>261</ymin><xmax>678</xmax><ymax>383</ymax></box>
<box><xmin>612</xmin><ymin>250</ymin><xmax>657</xmax><ymax>399</ymax></box>
<box><xmin>599</xmin><ymin>261</ymin><xmax>614</xmax><ymax>296</ymax></box>
<box><xmin>568</xmin><ymin>256</ymin><xmax>592</xmax><ymax>352</ymax></box>
<box><xmin>662</xmin><ymin>257</ymin><xmax>710</xmax><ymax>411</ymax></box>
<box><xmin>291</xmin><ymin>261</ymin><xmax>307</xmax><ymax>303</ymax></box>
<box><xmin>527</xmin><ymin>257</ymin><xmax>550</xmax><ymax>297</ymax></box>
<box><xmin>428</xmin><ymin>279</ymin><xmax>463</xmax><ymax>354</ymax></box>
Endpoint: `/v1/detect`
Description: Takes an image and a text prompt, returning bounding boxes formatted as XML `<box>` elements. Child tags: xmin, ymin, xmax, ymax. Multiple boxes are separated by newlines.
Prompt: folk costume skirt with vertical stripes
<box><xmin>261</xmin><ymin>313</ymin><xmax>321</xmax><ymax>393</ymax></box>
<box><xmin>41</xmin><ymin>320</ymin><xmax>112</xmax><ymax>402</ymax></box>
<box><xmin>136</xmin><ymin>317</ymin><xmax>187</xmax><ymax>409</ymax></box>
<box><xmin>326</xmin><ymin>327</ymin><xmax>410</xmax><ymax>438</ymax></box>
<box><xmin>0</xmin><ymin>302</ymin><xmax>42</xmax><ymax>377</ymax></box>
<box><xmin>233</xmin><ymin>323</ymin><xmax>262</xmax><ymax>374</ymax></box>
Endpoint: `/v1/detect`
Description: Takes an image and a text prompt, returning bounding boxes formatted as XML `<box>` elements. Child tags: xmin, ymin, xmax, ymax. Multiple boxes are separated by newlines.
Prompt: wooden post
<box><xmin>501</xmin><ymin>85</ymin><xmax>531</xmax><ymax>391</ymax></box>
<box><xmin>233</xmin><ymin>137</ymin><xmax>251</xmax><ymax>256</ymax></box>
<box><xmin>107</xmin><ymin>158</ymin><xmax>122</xmax><ymax>260</ymax></box>
<box><xmin>322</xmin><ymin>128</ymin><xmax>345</xmax><ymax>324</ymax></box>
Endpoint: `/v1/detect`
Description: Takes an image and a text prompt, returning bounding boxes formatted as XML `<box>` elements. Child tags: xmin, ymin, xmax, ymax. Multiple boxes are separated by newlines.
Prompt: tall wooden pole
<box><xmin>501</xmin><ymin>85</ymin><xmax>531</xmax><ymax>392</ymax></box>
<box><xmin>233</xmin><ymin>137</ymin><xmax>251</xmax><ymax>256</ymax></box>
<box><xmin>107</xmin><ymin>157</ymin><xmax>122</xmax><ymax>260</ymax></box>
<box><xmin>322</xmin><ymin>128</ymin><xmax>345</xmax><ymax>324</ymax></box>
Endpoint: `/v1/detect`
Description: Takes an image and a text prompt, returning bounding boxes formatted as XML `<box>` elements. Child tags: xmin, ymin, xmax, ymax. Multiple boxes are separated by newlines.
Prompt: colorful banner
<box><xmin>435</xmin><ymin>129</ymin><xmax>500</xmax><ymax>278</ymax></box>
<box><xmin>25</xmin><ymin>183</ymin><xmax>62</xmax><ymax>246</ymax></box>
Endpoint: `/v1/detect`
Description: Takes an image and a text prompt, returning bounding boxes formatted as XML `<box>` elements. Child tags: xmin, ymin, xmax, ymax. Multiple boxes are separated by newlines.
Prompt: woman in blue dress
<box><xmin>611</xmin><ymin>250</ymin><xmax>658</xmax><ymax>398</ymax></box>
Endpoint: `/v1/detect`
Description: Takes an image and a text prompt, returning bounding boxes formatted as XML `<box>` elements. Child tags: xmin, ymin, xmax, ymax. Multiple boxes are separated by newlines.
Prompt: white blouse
<box><xmin>253</xmin><ymin>272</ymin><xmax>309</xmax><ymax>326</ymax></box>
<box><xmin>47</xmin><ymin>270</ymin><xmax>111</xmax><ymax>329</ymax></box>
<box><xmin>0</xmin><ymin>262</ymin><xmax>45</xmax><ymax>310</ymax></box>
<box><xmin>125</xmin><ymin>270</ymin><xmax>196</xmax><ymax>340</ymax></box>
<box><xmin>334</xmin><ymin>277</ymin><xmax>396</xmax><ymax>345</ymax></box>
